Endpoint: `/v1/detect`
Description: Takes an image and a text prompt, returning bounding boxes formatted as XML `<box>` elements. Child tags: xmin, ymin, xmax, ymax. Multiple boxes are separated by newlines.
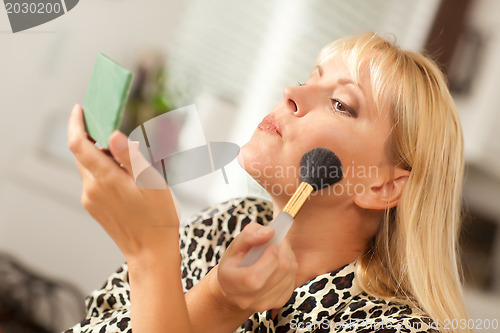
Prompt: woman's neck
<box><xmin>271</xmin><ymin>195</ymin><xmax>381</xmax><ymax>288</ymax></box>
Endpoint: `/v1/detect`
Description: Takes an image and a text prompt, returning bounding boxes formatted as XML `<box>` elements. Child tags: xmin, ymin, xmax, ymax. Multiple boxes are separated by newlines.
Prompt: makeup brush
<box><xmin>239</xmin><ymin>147</ymin><xmax>343</xmax><ymax>267</ymax></box>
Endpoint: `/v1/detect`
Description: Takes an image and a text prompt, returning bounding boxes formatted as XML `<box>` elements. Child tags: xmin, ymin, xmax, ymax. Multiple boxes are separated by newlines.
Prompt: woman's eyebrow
<box><xmin>315</xmin><ymin>65</ymin><xmax>324</xmax><ymax>77</ymax></box>
<box><xmin>315</xmin><ymin>65</ymin><xmax>355</xmax><ymax>86</ymax></box>
<box><xmin>337</xmin><ymin>77</ymin><xmax>355</xmax><ymax>86</ymax></box>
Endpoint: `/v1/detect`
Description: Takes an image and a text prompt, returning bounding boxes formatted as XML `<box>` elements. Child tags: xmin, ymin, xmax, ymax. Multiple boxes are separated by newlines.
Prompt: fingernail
<box><xmin>72</xmin><ymin>104</ymin><xmax>80</xmax><ymax>114</ymax></box>
<box><xmin>111</xmin><ymin>131</ymin><xmax>128</xmax><ymax>153</ymax></box>
<box><xmin>257</xmin><ymin>226</ymin><xmax>272</xmax><ymax>235</ymax></box>
<box><xmin>130</xmin><ymin>140</ymin><xmax>140</xmax><ymax>149</ymax></box>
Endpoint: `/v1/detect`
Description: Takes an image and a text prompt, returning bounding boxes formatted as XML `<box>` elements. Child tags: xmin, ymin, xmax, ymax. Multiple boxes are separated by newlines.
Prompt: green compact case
<box><xmin>83</xmin><ymin>53</ymin><xmax>133</xmax><ymax>149</ymax></box>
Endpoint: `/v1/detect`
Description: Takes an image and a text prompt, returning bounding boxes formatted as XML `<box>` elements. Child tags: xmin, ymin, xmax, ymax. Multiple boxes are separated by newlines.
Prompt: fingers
<box><xmin>257</xmin><ymin>239</ymin><xmax>296</xmax><ymax>287</ymax></box>
<box><xmin>234</xmin><ymin>223</ymin><xmax>275</xmax><ymax>255</ymax></box>
<box><xmin>278</xmin><ymin>238</ymin><xmax>297</xmax><ymax>269</ymax></box>
<box><xmin>251</xmin><ymin>239</ymin><xmax>297</xmax><ymax>310</ymax></box>
<box><xmin>267</xmin><ymin>239</ymin><xmax>297</xmax><ymax>290</ymax></box>
<box><xmin>217</xmin><ymin>230</ymin><xmax>298</xmax><ymax>312</ymax></box>
<box><xmin>227</xmin><ymin>223</ymin><xmax>295</xmax><ymax>281</ymax></box>
<box><xmin>67</xmin><ymin>105</ymin><xmax>118</xmax><ymax>179</ymax></box>
<box><xmin>109</xmin><ymin>130</ymin><xmax>133</xmax><ymax>175</ymax></box>
<box><xmin>239</xmin><ymin>244</ymin><xmax>279</xmax><ymax>290</ymax></box>
<box><xmin>74</xmin><ymin>158</ymin><xmax>95</xmax><ymax>182</ymax></box>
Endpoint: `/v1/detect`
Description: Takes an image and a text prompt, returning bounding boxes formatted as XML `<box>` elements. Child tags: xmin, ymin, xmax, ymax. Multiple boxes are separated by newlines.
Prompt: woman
<box><xmin>66</xmin><ymin>32</ymin><xmax>469</xmax><ymax>332</ymax></box>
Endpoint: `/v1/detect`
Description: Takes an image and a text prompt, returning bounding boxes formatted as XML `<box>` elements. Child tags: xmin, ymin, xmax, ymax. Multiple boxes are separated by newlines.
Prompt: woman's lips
<box><xmin>258</xmin><ymin>115</ymin><xmax>282</xmax><ymax>137</ymax></box>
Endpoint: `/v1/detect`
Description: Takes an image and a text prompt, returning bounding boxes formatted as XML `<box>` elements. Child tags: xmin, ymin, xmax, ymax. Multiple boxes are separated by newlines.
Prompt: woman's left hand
<box><xmin>67</xmin><ymin>104</ymin><xmax>179</xmax><ymax>260</ymax></box>
<box><xmin>216</xmin><ymin>222</ymin><xmax>298</xmax><ymax>313</ymax></box>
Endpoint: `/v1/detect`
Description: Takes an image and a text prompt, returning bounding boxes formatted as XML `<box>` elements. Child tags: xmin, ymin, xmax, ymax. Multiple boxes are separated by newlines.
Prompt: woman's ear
<box><xmin>353</xmin><ymin>167</ymin><xmax>410</xmax><ymax>210</ymax></box>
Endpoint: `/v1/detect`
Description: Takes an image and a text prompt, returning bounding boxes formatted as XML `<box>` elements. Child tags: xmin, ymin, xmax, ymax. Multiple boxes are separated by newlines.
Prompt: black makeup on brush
<box><xmin>239</xmin><ymin>147</ymin><xmax>343</xmax><ymax>267</ymax></box>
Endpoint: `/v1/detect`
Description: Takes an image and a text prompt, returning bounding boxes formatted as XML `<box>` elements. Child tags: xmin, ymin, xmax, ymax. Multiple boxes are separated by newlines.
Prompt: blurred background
<box><xmin>0</xmin><ymin>0</ymin><xmax>499</xmax><ymax>331</ymax></box>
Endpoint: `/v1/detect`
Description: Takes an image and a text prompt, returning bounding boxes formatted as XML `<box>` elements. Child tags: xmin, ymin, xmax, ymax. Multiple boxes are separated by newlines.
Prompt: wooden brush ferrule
<box><xmin>283</xmin><ymin>182</ymin><xmax>314</xmax><ymax>218</ymax></box>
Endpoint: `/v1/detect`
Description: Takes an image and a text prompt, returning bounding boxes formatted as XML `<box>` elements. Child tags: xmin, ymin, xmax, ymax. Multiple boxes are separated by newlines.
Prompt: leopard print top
<box><xmin>65</xmin><ymin>197</ymin><xmax>439</xmax><ymax>333</ymax></box>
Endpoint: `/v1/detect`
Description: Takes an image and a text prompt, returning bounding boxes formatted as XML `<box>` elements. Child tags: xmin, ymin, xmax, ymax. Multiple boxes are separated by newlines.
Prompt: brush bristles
<box><xmin>300</xmin><ymin>147</ymin><xmax>343</xmax><ymax>191</ymax></box>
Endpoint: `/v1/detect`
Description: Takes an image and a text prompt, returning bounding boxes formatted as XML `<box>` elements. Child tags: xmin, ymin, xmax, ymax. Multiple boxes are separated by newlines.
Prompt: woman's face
<box><xmin>239</xmin><ymin>55</ymin><xmax>395</xmax><ymax>204</ymax></box>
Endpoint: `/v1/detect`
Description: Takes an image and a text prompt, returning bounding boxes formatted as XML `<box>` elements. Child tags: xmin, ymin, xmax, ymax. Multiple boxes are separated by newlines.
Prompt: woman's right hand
<box><xmin>185</xmin><ymin>222</ymin><xmax>297</xmax><ymax>332</ymax></box>
<box><xmin>216</xmin><ymin>222</ymin><xmax>298</xmax><ymax>313</ymax></box>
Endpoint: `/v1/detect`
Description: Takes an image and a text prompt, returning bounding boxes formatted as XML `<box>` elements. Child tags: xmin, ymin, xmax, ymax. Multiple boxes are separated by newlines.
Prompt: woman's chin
<box><xmin>236</xmin><ymin>145</ymin><xmax>248</xmax><ymax>170</ymax></box>
<box><xmin>238</xmin><ymin>142</ymin><xmax>264</xmax><ymax>176</ymax></box>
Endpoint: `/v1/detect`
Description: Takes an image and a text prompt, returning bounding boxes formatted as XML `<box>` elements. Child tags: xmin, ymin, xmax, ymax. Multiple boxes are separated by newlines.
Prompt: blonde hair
<box><xmin>316</xmin><ymin>33</ymin><xmax>469</xmax><ymax>333</ymax></box>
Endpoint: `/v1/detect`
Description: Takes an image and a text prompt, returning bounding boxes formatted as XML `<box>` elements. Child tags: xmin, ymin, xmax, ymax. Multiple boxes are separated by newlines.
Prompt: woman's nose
<box><xmin>283</xmin><ymin>86</ymin><xmax>309</xmax><ymax>117</ymax></box>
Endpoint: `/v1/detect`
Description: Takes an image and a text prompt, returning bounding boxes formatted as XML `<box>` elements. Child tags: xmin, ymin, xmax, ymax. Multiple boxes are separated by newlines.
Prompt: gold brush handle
<box><xmin>283</xmin><ymin>182</ymin><xmax>314</xmax><ymax>218</ymax></box>
<box><xmin>239</xmin><ymin>182</ymin><xmax>313</xmax><ymax>267</ymax></box>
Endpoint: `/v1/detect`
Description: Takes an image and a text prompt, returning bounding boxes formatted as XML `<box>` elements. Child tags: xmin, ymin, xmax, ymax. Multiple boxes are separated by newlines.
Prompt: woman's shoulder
<box><xmin>185</xmin><ymin>197</ymin><xmax>273</xmax><ymax>225</ymax></box>
<box><xmin>179</xmin><ymin>197</ymin><xmax>274</xmax><ymax>291</ymax></box>
<box><xmin>65</xmin><ymin>263</ymin><xmax>131</xmax><ymax>332</ymax></box>
<box><xmin>335</xmin><ymin>292</ymin><xmax>440</xmax><ymax>332</ymax></box>
<box><xmin>180</xmin><ymin>197</ymin><xmax>273</xmax><ymax>242</ymax></box>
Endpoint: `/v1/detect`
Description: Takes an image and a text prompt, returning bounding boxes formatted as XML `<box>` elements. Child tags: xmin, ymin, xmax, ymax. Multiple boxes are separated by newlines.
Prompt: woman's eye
<box><xmin>330</xmin><ymin>98</ymin><xmax>355</xmax><ymax>117</ymax></box>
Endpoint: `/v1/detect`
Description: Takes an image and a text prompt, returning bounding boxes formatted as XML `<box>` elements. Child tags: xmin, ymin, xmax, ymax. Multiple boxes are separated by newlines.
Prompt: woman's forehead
<box><xmin>317</xmin><ymin>53</ymin><xmax>373</xmax><ymax>86</ymax></box>
<box><xmin>316</xmin><ymin>56</ymin><xmax>373</xmax><ymax>94</ymax></box>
